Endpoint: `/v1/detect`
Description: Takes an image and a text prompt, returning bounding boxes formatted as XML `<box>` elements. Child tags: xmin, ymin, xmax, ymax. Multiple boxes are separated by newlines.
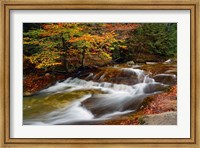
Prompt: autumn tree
<box><xmin>23</xmin><ymin>23</ymin><xmax>83</xmax><ymax>72</ymax></box>
<box><xmin>68</xmin><ymin>32</ymin><xmax>119</xmax><ymax>68</ymax></box>
<box><xmin>24</xmin><ymin>23</ymin><xmax>127</xmax><ymax>73</ymax></box>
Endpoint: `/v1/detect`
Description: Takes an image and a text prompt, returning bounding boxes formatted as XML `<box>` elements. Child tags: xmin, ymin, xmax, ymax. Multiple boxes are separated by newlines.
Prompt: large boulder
<box><xmin>153</xmin><ymin>74</ymin><xmax>177</xmax><ymax>85</ymax></box>
<box><xmin>81</xmin><ymin>93</ymin><xmax>148</xmax><ymax>117</ymax></box>
<box><xmin>140</xmin><ymin>111</ymin><xmax>177</xmax><ymax>125</ymax></box>
<box><xmin>142</xmin><ymin>83</ymin><xmax>167</xmax><ymax>93</ymax></box>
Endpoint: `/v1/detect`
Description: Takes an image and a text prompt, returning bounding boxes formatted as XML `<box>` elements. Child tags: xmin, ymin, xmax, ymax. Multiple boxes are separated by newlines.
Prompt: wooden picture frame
<box><xmin>0</xmin><ymin>0</ymin><xmax>199</xmax><ymax>147</ymax></box>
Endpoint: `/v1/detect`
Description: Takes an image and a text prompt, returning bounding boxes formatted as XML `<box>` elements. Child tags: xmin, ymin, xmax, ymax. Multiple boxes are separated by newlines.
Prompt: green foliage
<box><xmin>125</xmin><ymin>23</ymin><xmax>177</xmax><ymax>61</ymax></box>
<box><xmin>111</xmin><ymin>40</ymin><xmax>127</xmax><ymax>62</ymax></box>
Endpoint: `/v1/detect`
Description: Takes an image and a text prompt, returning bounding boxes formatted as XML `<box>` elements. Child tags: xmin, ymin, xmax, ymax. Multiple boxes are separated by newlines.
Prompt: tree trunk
<box><xmin>62</xmin><ymin>37</ymin><xmax>69</xmax><ymax>72</ymax></box>
<box><xmin>81</xmin><ymin>49</ymin><xmax>86</xmax><ymax>68</ymax></box>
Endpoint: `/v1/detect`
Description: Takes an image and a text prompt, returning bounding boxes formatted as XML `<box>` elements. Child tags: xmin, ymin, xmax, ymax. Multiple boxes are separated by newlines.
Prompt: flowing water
<box><xmin>23</xmin><ymin>64</ymin><xmax>177</xmax><ymax>125</ymax></box>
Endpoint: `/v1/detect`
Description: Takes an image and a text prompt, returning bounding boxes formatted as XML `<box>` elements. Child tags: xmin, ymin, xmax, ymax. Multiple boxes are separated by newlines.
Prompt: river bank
<box><xmin>23</xmin><ymin>74</ymin><xmax>68</xmax><ymax>96</ymax></box>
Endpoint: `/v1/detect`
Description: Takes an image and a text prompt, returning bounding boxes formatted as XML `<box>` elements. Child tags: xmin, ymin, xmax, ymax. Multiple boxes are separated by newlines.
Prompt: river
<box><xmin>23</xmin><ymin>63</ymin><xmax>177</xmax><ymax>125</ymax></box>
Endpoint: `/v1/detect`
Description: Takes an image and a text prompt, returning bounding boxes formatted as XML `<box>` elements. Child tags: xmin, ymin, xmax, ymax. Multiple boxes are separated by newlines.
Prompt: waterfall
<box><xmin>24</xmin><ymin>67</ymin><xmax>170</xmax><ymax>125</ymax></box>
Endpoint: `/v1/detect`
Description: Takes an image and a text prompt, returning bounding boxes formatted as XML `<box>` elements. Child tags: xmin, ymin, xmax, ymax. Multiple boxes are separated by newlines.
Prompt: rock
<box><xmin>131</xmin><ymin>65</ymin><xmax>141</xmax><ymax>69</ymax></box>
<box><xmin>45</xmin><ymin>73</ymin><xmax>51</xmax><ymax>77</ymax></box>
<box><xmin>127</xmin><ymin>61</ymin><xmax>135</xmax><ymax>66</ymax></box>
<box><xmin>146</xmin><ymin>62</ymin><xmax>158</xmax><ymax>65</ymax></box>
<box><xmin>163</xmin><ymin>59</ymin><xmax>172</xmax><ymax>64</ymax></box>
<box><xmin>140</xmin><ymin>111</ymin><xmax>177</xmax><ymax>125</ymax></box>
<box><xmin>110</xmin><ymin>77</ymin><xmax>138</xmax><ymax>85</ymax></box>
<box><xmin>153</xmin><ymin>74</ymin><xmax>177</xmax><ymax>85</ymax></box>
<box><xmin>164</xmin><ymin>69</ymin><xmax>177</xmax><ymax>75</ymax></box>
<box><xmin>142</xmin><ymin>83</ymin><xmax>166</xmax><ymax>93</ymax></box>
<box><xmin>88</xmin><ymin>68</ymin><xmax>144</xmax><ymax>85</ymax></box>
<box><xmin>23</xmin><ymin>92</ymin><xmax>33</xmax><ymax>97</ymax></box>
<box><xmin>81</xmin><ymin>94</ymin><xmax>147</xmax><ymax>117</ymax></box>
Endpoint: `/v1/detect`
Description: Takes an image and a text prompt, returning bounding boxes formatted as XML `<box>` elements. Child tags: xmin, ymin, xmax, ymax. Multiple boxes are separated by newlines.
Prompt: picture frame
<box><xmin>0</xmin><ymin>0</ymin><xmax>199</xmax><ymax>147</ymax></box>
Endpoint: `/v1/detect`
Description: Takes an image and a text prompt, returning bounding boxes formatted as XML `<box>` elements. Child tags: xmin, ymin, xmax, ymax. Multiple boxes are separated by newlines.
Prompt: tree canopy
<box><xmin>23</xmin><ymin>23</ymin><xmax>177</xmax><ymax>74</ymax></box>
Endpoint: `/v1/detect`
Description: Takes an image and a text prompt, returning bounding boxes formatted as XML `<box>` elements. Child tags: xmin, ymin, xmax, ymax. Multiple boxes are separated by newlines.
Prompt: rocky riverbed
<box><xmin>23</xmin><ymin>62</ymin><xmax>177</xmax><ymax>125</ymax></box>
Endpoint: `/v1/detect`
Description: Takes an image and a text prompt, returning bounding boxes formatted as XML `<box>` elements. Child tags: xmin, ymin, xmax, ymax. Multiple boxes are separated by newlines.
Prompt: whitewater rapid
<box><xmin>23</xmin><ymin>68</ymin><xmax>174</xmax><ymax>125</ymax></box>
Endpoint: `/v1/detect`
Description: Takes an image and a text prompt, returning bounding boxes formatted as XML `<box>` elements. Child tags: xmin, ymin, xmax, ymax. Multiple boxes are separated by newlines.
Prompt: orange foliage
<box><xmin>142</xmin><ymin>86</ymin><xmax>177</xmax><ymax>115</ymax></box>
<box><xmin>104</xmin><ymin>24</ymin><xmax>140</xmax><ymax>31</ymax></box>
<box><xmin>23</xmin><ymin>74</ymin><xmax>67</xmax><ymax>94</ymax></box>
